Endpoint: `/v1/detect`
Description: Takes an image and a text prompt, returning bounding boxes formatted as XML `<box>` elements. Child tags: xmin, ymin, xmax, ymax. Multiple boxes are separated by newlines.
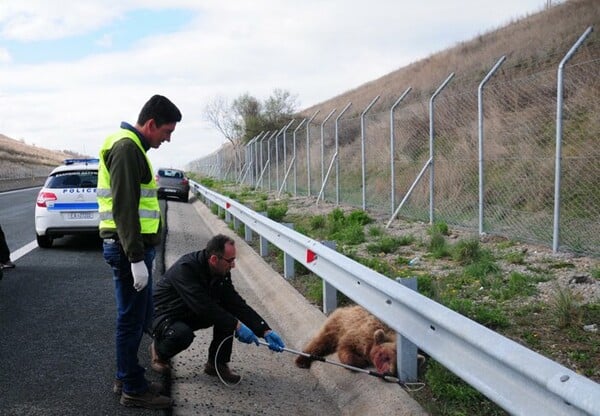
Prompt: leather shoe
<box><xmin>204</xmin><ymin>361</ymin><xmax>241</xmax><ymax>383</ymax></box>
<box><xmin>149</xmin><ymin>342</ymin><xmax>171</xmax><ymax>374</ymax></box>
<box><xmin>113</xmin><ymin>379</ymin><xmax>165</xmax><ymax>395</ymax></box>
<box><xmin>0</xmin><ymin>260</ymin><xmax>15</xmax><ymax>269</ymax></box>
<box><xmin>120</xmin><ymin>390</ymin><xmax>172</xmax><ymax>409</ymax></box>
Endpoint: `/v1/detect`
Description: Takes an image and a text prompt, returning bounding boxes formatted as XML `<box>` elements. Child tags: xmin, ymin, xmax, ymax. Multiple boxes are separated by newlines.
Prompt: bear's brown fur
<box><xmin>295</xmin><ymin>305</ymin><xmax>397</xmax><ymax>375</ymax></box>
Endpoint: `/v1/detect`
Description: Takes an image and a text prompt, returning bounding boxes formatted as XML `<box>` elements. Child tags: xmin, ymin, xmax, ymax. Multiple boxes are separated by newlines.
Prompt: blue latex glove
<box><xmin>264</xmin><ymin>331</ymin><xmax>285</xmax><ymax>352</ymax></box>
<box><xmin>235</xmin><ymin>323</ymin><xmax>259</xmax><ymax>345</ymax></box>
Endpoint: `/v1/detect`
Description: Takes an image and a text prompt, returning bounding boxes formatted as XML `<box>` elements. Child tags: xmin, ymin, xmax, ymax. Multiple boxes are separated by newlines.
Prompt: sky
<box><xmin>0</xmin><ymin>0</ymin><xmax>556</xmax><ymax>170</ymax></box>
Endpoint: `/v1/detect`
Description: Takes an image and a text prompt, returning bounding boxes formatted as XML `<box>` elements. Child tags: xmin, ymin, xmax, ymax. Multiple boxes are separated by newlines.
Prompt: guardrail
<box><xmin>190</xmin><ymin>179</ymin><xmax>600</xmax><ymax>416</ymax></box>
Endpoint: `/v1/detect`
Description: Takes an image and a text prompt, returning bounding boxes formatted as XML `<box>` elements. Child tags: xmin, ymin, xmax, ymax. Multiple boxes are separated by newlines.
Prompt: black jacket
<box><xmin>153</xmin><ymin>250</ymin><xmax>270</xmax><ymax>337</ymax></box>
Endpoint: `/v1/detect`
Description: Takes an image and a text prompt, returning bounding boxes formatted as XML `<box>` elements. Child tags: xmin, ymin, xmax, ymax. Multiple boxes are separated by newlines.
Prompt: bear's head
<box><xmin>369</xmin><ymin>329</ymin><xmax>397</xmax><ymax>376</ymax></box>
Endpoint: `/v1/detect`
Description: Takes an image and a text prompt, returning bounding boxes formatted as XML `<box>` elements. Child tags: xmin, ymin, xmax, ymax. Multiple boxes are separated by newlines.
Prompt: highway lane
<box><xmin>0</xmin><ymin>187</ymin><xmax>40</xmax><ymax>252</ymax></box>
<box><xmin>0</xmin><ymin>189</ymin><xmax>168</xmax><ymax>416</ymax></box>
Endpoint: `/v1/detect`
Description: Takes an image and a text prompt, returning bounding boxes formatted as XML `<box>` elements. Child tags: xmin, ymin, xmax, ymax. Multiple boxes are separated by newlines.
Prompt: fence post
<box><xmin>281</xmin><ymin>120</ymin><xmax>296</xmax><ymax>194</ymax></box>
<box><xmin>429</xmin><ymin>73</ymin><xmax>454</xmax><ymax>223</ymax></box>
<box><xmin>478</xmin><ymin>57</ymin><xmax>506</xmax><ymax>235</ymax></box>
<box><xmin>390</xmin><ymin>88</ymin><xmax>412</xmax><ymax>216</ymax></box>
<box><xmin>334</xmin><ymin>102</ymin><xmax>352</xmax><ymax>206</ymax></box>
<box><xmin>553</xmin><ymin>26</ymin><xmax>593</xmax><ymax>253</ymax></box>
<box><xmin>306</xmin><ymin>110</ymin><xmax>320</xmax><ymax>197</ymax></box>
<box><xmin>292</xmin><ymin>119</ymin><xmax>307</xmax><ymax>196</ymax></box>
<box><xmin>320</xmin><ymin>109</ymin><xmax>337</xmax><ymax>189</ymax></box>
<box><xmin>361</xmin><ymin>95</ymin><xmax>380</xmax><ymax>210</ymax></box>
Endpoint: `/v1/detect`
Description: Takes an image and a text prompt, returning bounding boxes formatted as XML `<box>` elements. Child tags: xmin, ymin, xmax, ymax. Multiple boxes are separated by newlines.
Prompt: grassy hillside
<box><xmin>282</xmin><ymin>0</ymin><xmax>599</xmax><ymax>255</ymax></box>
<box><xmin>300</xmin><ymin>0</ymin><xmax>598</xmax><ymax>116</ymax></box>
<box><xmin>0</xmin><ymin>134</ymin><xmax>86</xmax><ymax>178</ymax></box>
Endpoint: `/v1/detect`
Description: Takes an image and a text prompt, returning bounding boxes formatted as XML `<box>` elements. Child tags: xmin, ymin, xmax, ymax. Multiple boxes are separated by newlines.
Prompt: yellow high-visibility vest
<box><xmin>97</xmin><ymin>129</ymin><xmax>160</xmax><ymax>233</ymax></box>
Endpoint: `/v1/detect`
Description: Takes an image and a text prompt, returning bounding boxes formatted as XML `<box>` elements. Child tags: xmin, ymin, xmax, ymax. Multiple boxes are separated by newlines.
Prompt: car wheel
<box><xmin>181</xmin><ymin>193</ymin><xmax>189</xmax><ymax>203</ymax></box>
<box><xmin>36</xmin><ymin>234</ymin><xmax>53</xmax><ymax>248</ymax></box>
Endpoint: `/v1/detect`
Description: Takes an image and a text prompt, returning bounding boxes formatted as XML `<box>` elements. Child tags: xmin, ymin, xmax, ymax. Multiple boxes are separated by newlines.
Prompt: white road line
<box><xmin>11</xmin><ymin>241</ymin><xmax>38</xmax><ymax>262</ymax></box>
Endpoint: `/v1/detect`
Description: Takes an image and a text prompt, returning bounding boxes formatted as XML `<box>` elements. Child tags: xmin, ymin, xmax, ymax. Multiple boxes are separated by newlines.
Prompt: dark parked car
<box><xmin>155</xmin><ymin>168</ymin><xmax>190</xmax><ymax>202</ymax></box>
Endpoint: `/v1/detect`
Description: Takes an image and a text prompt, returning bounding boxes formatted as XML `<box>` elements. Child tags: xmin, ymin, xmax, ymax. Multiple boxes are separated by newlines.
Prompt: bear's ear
<box><xmin>374</xmin><ymin>329</ymin><xmax>386</xmax><ymax>345</ymax></box>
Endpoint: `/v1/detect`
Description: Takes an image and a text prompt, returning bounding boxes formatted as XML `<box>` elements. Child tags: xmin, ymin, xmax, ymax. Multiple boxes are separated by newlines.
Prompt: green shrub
<box><xmin>267</xmin><ymin>201</ymin><xmax>288</xmax><ymax>221</ymax></box>
<box><xmin>332</xmin><ymin>223</ymin><xmax>365</xmax><ymax>245</ymax></box>
<box><xmin>346</xmin><ymin>210</ymin><xmax>373</xmax><ymax>226</ymax></box>
<box><xmin>490</xmin><ymin>272</ymin><xmax>536</xmax><ymax>301</ymax></box>
<box><xmin>310</xmin><ymin>215</ymin><xmax>326</xmax><ymax>230</ymax></box>
<box><xmin>505</xmin><ymin>250</ymin><xmax>526</xmax><ymax>265</ymax></box>
<box><xmin>368</xmin><ymin>225</ymin><xmax>384</xmax><ymax>237</ymax></box>
<box><xmin>551</xmin><ymin>285</ymin><xmax>581</xmax><ymax>328</ymax></box>
<box><xmin>417</xmin><ymin>274</ymin><xmax>436</xmax><ymax>298</ymax></box>
<box><xmin>428</xmin><ymin>221</ymin><xmax>449</xmax><ymax>236</ymax></box>
<box><xmin>366</xmin><ymin>236</ymin><xmax>402</xmax><ymax>254</ymax></box>
<box><xmin>429</xmin><ymin>232</ymin><xmax>450</xmax><ymax>258</ymax></box>
<box><xmin>254</xmin><ymin>199</ymin><xmax>268</xmax><ymax>212</ymax></box>
<box><xmin>452</xmin><ymin>239</ymin><xmax>482</xmax><ymax>265</ymax></box>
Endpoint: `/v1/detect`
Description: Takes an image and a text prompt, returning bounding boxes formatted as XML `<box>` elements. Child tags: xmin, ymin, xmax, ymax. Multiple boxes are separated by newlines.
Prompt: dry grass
<box><xmin>300</xmin><ymin>0</ymin><xmax>599</xmax><ymax>119</ymax></box>
<box><xmin>0</xmin><ymin>134</ymin><xmax>86</xmax><ymax>178</ymax></box>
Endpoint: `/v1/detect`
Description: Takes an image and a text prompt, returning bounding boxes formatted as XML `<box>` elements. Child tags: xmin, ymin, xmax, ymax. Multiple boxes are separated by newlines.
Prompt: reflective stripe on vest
<box><xmin>97</xmin><ymin>129</ymin><xmax>160</xmax><ymax>234</ymax></box>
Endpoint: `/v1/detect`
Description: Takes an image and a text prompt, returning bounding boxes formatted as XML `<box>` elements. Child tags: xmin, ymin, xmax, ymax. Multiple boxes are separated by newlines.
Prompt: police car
<box><xmin>34</xmin><ymin>158</ymin><xmax>100</xmax><ymax>248</ymax></box>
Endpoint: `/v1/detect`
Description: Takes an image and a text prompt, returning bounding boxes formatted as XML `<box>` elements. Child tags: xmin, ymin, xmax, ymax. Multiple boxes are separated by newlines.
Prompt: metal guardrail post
<box><xmin>259</xmin><ymin>212</ymin><xmax>269</xmax><ymax>256</ymax></box>
<box><xmin>283</xmin><ymin>222</ymin><xmax>295</xmax><ymax>279</ymax></box>
<box><xmin>321</xmin><ymin>240</ymin><xmax>338</xmax><ymax>315</ymax></box>
<box><xmin>395</xmin><ymin>277</ymin><xmax>418</xmax><ymax>382</ymax></box>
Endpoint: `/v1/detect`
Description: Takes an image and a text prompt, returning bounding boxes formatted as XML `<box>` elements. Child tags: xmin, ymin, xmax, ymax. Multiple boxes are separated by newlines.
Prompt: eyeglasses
<box><xmin>218</xmin><ymin>255</ymin><xmax>236</xmax><ymax>264</ymax></box>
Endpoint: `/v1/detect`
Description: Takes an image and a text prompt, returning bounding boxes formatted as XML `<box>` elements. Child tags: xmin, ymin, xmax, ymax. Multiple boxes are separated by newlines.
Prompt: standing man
<box><xmin>97</xmin><ymin>95</ymin><xmax>181</xmax><ymax>409</ymax></box>
<box><xmin>151</xmin><ymin>234</ymin><xmax>285</xmax><ymax>383</ymax></box>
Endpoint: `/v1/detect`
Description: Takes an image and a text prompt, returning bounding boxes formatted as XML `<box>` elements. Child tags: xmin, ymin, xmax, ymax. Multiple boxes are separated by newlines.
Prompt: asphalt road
<box><xmin>0</xmin><ymin>188</ymin><xmax>425</xmax><ymax>416</ymax></box>
<box><xmin>0</xmin><ymin>188</ymin><xmax>167</xmax><ymax>416</ymax></box>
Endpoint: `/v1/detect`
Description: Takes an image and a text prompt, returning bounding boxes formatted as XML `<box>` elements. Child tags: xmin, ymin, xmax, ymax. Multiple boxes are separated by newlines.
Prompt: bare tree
<box><xmin>203</xmin><ymin>96</ymin><xmax>242</xmax><ymax>146</ymax></box>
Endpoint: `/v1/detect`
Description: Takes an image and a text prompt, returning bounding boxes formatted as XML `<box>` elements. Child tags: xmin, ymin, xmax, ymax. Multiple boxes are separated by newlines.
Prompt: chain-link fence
<box><xmin>189</xmin><ymin>27</ymin><xmax>599</xmax><ymax>257</ymax></box>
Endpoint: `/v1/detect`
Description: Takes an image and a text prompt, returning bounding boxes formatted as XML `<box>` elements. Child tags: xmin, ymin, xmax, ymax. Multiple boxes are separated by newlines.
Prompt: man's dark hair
<box><xmin>138</xmin><ymin>95</ymin><xmax>182</xmax><ymax>127</ymax></box>
<box><xmin>206</xmin><ymin>234</ymin><xmax>235</xmax><ymax>256</ymax></box>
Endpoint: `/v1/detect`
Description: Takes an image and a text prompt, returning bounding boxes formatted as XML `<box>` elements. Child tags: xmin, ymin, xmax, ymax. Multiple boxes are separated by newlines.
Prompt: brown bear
<box><xmin>295</xmin><ymin>305</ymin><xmax>397</xmax><ymax>376</ymax></box>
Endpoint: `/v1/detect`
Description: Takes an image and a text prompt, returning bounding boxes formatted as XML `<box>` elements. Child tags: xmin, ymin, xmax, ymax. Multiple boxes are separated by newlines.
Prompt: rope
<box><xmin>213</xmin><ymin>332</ymin><xmax>242</xmax><ymax>387</ymax></box>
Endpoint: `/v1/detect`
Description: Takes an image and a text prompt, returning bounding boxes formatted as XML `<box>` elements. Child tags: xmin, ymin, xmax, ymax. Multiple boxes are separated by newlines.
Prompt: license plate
<box><xmin>67</xmin><ymin>212</ymin><xmax>93</xmax><ymax>220</ymax></box>
<box><xmin>164</xmin><ymin>189</ymin><xmax>177</xmax><ymax>193</ymax></box>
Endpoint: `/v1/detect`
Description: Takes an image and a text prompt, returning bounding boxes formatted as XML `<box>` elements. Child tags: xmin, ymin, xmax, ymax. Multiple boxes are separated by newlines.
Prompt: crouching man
<box><xmin>150</xmin><ymin>234</ymin><xmax>285</xmax><ymax>383</ymax></box>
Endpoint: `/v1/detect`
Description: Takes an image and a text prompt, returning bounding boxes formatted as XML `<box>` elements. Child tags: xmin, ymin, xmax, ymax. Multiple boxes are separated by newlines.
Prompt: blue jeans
<box><xmin>103</xmin><ymin>240</ymin><xmax>155</xmax><ymax>394</ymax></box>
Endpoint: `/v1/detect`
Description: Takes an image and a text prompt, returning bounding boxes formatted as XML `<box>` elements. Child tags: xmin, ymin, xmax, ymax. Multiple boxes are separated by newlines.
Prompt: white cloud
<box><xmin>0</xmin><ymin>0</ymin><xmax>555</xmax><ymax>169</ymax></box>
<box><xmin>0</xmin><ymin>48</ymin><xmax>11</xmax><ymax>63</ymax></box>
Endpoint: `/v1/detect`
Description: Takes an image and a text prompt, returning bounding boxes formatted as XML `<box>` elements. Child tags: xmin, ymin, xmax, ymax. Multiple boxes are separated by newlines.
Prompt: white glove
<box><xmin>131</xmin><ymin>260</ymin><xmax>149</xmax><ymax>291</ymax></box>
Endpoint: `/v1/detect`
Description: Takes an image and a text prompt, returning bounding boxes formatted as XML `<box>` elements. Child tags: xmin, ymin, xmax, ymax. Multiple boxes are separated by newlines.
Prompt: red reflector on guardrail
<box><xmin>306</xmin><ymin>249</ymin><xmax>317</xmax><ymax>263</ymax></box>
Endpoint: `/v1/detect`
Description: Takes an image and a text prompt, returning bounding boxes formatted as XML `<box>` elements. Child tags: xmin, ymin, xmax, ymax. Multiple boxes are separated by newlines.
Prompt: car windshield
<box><xmin>46</xmin><ymin>171</ymin><xmax>98</xmax><ymax>188</ymax></box>
<box><xmin>159</xmin><ymin>169</ymin><xmax>183</xmax><ymax>179</ymax></box>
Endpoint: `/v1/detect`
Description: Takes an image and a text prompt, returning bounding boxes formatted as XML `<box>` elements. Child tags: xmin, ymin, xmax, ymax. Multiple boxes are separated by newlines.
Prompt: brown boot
<box><xmin>204</xmin><ymin>361</ymin><xmax>241</xmax><ymax>383</ymax></box>
<box><xmin>120</xmin><ymin>390</ymin><xmax>173</xmax><ymax>409</ymax></box>
<box><xmin>149</xmin><ymin>342</ymin><xmax>171</xmax><ymax>375</ymax></box>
